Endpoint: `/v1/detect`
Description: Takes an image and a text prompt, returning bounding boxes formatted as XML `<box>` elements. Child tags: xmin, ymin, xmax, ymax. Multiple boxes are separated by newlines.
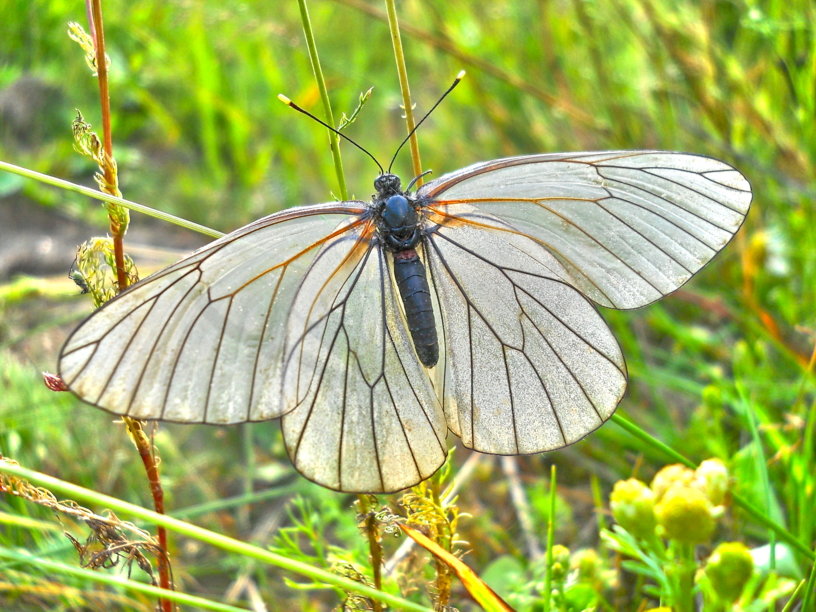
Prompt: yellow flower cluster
<box><xmin>609</xmin><ymin>459</ymin><xmax>755</xmax><ymax>604</ymax></box>
<box><xmin>610</xmin><ymin>459</ymin><xmax>728</xmax><ymax>545</ymax></box>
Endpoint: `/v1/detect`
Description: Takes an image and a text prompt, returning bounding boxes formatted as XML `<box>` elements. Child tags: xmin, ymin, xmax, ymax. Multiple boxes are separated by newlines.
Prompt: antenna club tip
<box><xmin>455</xmin><ymin>70</ymin><xmax>466</xmax><ymax>80</ymax></box>
<box><xmin>277</xmin><ymin>94</ymin><xmax>292</xmax><ymax>105</ymax></box>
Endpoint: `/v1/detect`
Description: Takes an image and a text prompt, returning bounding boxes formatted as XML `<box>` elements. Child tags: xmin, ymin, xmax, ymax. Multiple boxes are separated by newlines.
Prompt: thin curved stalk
<box><xmin>0</xmin><ymin>461</ymin><xmax>432</xmax><ymax>612</ymax></box>
<box><xmin>0</xmin><ymin>161</ymin><xmax>221</xmax><ymax>238</ymax></box>
<box><xmin>297</xmin><ymin>0</ymin><xmax>348</xmax><ymax>200</ymax></box>
<box><xmin>384</xmin><ymin>0</ymin><xmax>422</xmax><ymax>180</ymax></box>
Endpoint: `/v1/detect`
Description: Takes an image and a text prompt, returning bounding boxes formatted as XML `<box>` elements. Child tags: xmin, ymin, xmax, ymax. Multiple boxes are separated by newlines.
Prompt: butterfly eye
<box><xmin>59</xmin><ymin>151</ymin><xmax>751</xmax><ymax>493</ymax></box>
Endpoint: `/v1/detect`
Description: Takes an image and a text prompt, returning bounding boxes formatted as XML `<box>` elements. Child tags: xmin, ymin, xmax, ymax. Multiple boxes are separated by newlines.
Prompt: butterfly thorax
<box><xmin>377</xmin><ymin>194</ymin><xmax>422</xmax><ymax>251</ymax></box>
<box><xmin>374</xmin><ymin>174</ymin><xmax>423</xmax><ymax>252</ymax></box>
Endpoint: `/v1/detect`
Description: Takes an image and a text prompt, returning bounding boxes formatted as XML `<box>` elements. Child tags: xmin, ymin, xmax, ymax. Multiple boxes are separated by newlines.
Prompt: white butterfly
<box><xmin>59</xmin><ymin>150</ymin><xmax>751</xmax><ymax>493</ymax></box>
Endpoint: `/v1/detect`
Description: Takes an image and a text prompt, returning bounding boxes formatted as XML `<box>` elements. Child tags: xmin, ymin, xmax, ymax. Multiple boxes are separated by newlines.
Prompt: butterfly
<box><xmin>59</xmin><ymin>150</ymin><xmax>752</xmax><ymax>493</ymax></box>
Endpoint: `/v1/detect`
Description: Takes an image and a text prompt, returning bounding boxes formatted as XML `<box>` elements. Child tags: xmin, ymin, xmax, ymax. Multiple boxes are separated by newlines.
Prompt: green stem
<box><xmin>799</xmin><ymin>553</ymin><xmax>816</xmax><ymax>611</ymax></box>
<box><xmin>675</xmin><ymin>542</ymin><xmax>696</xmax><ymax>612</ymax></box>
<box><xmin>736</xmin><ymin>383</ymin><xmax>776</xmax><ymax>568</ymax></box>
<box><xmin>296</xmin><ymin>0</ymin><xmax>347</xmax><ymax>200</ymax></box>
<box><xmin>781</xmin><ymin>578</ymin><xmax>806</xmax><ymax>612</ymax></box>
<box><xmin>0</xmin><ymin>547</ymin><xmax>244</xmax><ymax>612</ymax></box>
<box><xmin>0</xmin><ymin>160</ymin><xmax>221</xmax><ymax>238</ymax></box>
<box><xmin>0</xmin><ymin>461</ymin><xmax>431</xmax><ymax>612</ymax></box>
<box><xmin>543</xmin><ymin>464</ymin><xmax>556</xmax><ymax>612</ymax></box>
<box><xmin>611</xmin><ymin>413</ymin><xmax>695</xmax><ymax>468</ymax></box>
<box><xmin>384</xmin><ymin>0</ymin><xmax>422</xmax><ymax>179</ymax></box>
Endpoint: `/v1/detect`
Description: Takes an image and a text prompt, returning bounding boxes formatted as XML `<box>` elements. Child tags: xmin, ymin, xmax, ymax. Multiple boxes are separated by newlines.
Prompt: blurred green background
<box><xmin>0</xmin><ymin>0</ymin><xmax>813</xmax><ymax>609</ymax></box>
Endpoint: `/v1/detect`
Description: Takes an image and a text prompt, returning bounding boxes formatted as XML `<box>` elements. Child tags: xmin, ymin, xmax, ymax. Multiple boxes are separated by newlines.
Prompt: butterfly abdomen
<box><xmin>376</xmin><ymin>185</ymin><xmax>439</xmax><ymax>368</ymax></box>
<box><xmin>392</xmin><ymin>249</ymin><xmax>438</xmax><ymax>367</ymax></box>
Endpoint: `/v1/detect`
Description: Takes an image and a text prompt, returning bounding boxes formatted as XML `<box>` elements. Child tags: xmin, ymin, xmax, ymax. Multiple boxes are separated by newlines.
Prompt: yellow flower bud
<box><xmin>704</xmin><ymin>542</ymin><xmax>754</xmax><ymax>602</ymax></box>
<box><xmin>655</xmin><ymin>486</ymin><xmax>716</xmax><ymax>544</ymax></box>
<box><xmin>571</xmin><ymin>548</ymin><xmax>601</xmax><ymax>582</ymax></box>
<box><xmin>610</xmin><ymin>478</ymin><xmax>657</xmax><ymax>539</ymax></box>
<box><xmin>651</xmin><ymin>464</ymin><xmax>695</xmax><ymax>502</ymax></box>
<box><xmin>693</xmin><ymin>459</ymin><xmax>729</xmax><ymax>506</ymax></box>
<box><xmin>550</xmin><ymin>544</ymin><xmax>571</xmax><ymax>581</ymax></box>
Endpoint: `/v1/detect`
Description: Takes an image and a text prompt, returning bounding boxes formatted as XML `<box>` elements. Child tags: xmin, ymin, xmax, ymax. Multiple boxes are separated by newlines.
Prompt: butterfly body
<box><xmin>60</xmin><ymin>150</ymin><xmax>752</xmax><ymax>492</ymax></box>
<box><xmin>374</xmin><ymin>174</ymin><xmax>439</xmax><ymax>367</ymax></box>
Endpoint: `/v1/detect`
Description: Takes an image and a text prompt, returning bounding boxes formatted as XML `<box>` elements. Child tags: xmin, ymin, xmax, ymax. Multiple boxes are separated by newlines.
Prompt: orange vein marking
<box><xmin>230</xmin><ymin>216</ymin><xmax>371</xmax><ymax>296</ymax></box>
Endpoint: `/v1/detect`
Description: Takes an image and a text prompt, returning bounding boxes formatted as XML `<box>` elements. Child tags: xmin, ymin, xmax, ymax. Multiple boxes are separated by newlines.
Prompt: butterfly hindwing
<box><xmin>281</xmin><ymin>221</ymin><xmax>447</xmax><ymax>492</ymax></box>
<box><xmin>423</xmin><ymin>207</ymin><xmax>627</xmax><ymax>454</ymax></box>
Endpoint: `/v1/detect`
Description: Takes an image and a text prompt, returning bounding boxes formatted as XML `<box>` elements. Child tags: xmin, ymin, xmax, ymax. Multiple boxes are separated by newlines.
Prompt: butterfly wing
<box><xmin>423</xmin><ymin>207</ymin><xmax>626</xmax><ymax>454</ymax></box>
<box><xmin>59</xmin><ymin>150</ymin><xmax>751</xmax><ymax>488</ymax></box>
<box><xmin>420</xmin><ymin>151</ymin><xmax>752</xmax><ymax>309</ymax></box>
<box><xmin>418</xmin><ymin>150</ymin><xmax>750</xmax><ymax>454</ymax></box>
<box><xmin>58</xmin><ymin>202</ymin><xmax>369</xmax><ymax>424</ymax></box>
<box><xmin>280</xmin><ymin>223</ymin><xmax>447</xmax><ymax>492</ymax></box>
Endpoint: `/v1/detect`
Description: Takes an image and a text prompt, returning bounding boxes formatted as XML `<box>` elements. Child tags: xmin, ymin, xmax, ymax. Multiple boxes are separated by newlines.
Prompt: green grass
<box><xmin>1</xmin><ymin>0</ymin><xmax>814</xmax><ymax>609</ymax></box>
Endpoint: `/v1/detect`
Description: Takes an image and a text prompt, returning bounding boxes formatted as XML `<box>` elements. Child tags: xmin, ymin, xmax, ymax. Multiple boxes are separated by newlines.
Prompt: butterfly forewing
<box><xmin>281</xmin><ymin>227</ymin><xmax>447</xmax><ymax>492</ymax></box>
<box><xmin>420</xmin><ymin>151</ymin><xmax>752</xmax><ymax>309</ymax></box>
<box><xmin>59</xmin><ymin>203</ymin><xmax>367</xmax><ymax>424</ymax></box>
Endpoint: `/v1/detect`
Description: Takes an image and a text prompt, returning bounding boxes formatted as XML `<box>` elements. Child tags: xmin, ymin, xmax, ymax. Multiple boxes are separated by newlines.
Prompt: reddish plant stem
<box><xmin>124</xmin><ymin>418</ymin><xmax>173</xmax><ymax>601</ymax></box>
<box><xmin>89</xmin><ymin>0</ymin><xmax>128</xmax><ymax>293</ymax></box>
<box><xmin>88</xmin><ymin>2</ymin><xmax>172</xmax><ymax>609</ymax></box>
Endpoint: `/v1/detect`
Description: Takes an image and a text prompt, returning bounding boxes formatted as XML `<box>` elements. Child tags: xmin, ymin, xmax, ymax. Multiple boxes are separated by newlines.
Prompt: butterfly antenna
<box><xmin>277</xmin><ymin>94</ymin><xmax>384</xmax><ymax>174</ymax></box>
<box><xmin>387</xmin><ymin>70</ymin><xmax>466</xmax><ymax>173</ymax></box>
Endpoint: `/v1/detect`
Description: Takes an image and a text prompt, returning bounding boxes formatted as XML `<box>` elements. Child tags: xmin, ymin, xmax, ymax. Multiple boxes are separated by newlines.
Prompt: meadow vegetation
<box><xmin>0</xmin><ymin>1</ymin><xmax>814</xmax><ymax>609</ymax></box>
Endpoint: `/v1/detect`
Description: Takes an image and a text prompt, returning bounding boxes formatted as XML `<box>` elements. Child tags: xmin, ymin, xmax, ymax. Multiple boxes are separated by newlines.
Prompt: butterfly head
<box><xmin>374</xmin><ymin>173</ymin><xmax>403</xmax><ymax>199</ymax></box>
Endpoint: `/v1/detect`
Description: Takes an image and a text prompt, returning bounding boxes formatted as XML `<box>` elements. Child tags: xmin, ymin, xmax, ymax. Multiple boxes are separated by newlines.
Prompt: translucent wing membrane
<box><xmin>281</xmin><ymin>229</ymin><xmax>447</xmax><ymax>492</ymax></box>
<box><xmin>421</xmin><ymin>151</ymin><xmax>752</xmax><ymax>309</ymax></box>
<box><xmin>59</xmin><ymin>148</ymin><xmax>751</xmax><ymax>493</ymax></box>
<box><xmin>424</xmin><ymin>207</ymin><xmax>627</xmax><ymax>454</ymax></box>
<box><xmin>59</xmin><ymin>203</ymin><xmax>367</xmax><ymax>423</ymax></box>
